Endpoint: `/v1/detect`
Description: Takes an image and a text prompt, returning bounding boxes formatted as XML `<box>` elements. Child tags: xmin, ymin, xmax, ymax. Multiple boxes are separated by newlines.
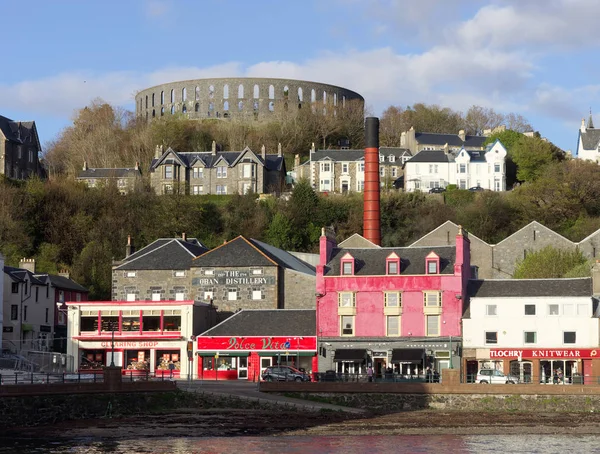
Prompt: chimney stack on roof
<box><xmin>310</xmin><ymin>143</ymin><xmax>315</xmax><ymax>153</ymax></box>
<box><xmin>294</xmin><ymin>154</ymin><xmax>300</xmax><ymax>169</ymax></box>
<box><xmin>458</xmin><ymin>129</ymin><xmax>466</xmax><ymax>141</ymax></box>
<box><xmin>211</xmin><ymin>140</ymin><xmax>217</xmax><ymax>155</ymax></box>
<box><xmin>83</xmin><ymin>161</ymin><xmax>88</xmax><ymax>171</ymax></box>
<box><xmin>135</xmin><ymin>162</ymin><xmax>139</xmax><ymax>171</ymax></box>
<box><xmin>19</xmin><ymin>258</ymin><xmax>36</xmax><ymax>274</ymax></box>
<box><xmin>155</xmin><ymin>145</ymin><xmax>163</xmax><ymax>159</ymax></box>
<box><xmin>58</xmin><ymin>269</ymin><xmax>70</xmax><ymax>279</ymax></box>
<box><xmin>261</xmin><ymin>144</ymin><xmax>266</xmax><ymax>159</ymax></box>
<box><xmin>125</xmin><ymin>235</ymin><xmax>135</xmax><ymax>258</ymax></box>
<box><xmin>277</xmin><ymin>142</ymin><xmax>282</xmax><ymax>157</ymax></box>
<box><xmin>182</xmin><ymin>232</ymin><xmax>187</xmax><ymax>241</ymax></box>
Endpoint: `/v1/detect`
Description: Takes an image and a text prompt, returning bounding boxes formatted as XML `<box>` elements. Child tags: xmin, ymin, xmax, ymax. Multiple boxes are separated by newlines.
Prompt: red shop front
<box><xmin>197</xmin><ymin>336</ymin><xmax>318</xmax><ymax>381</ymax></box>
<box><xmin>482</xmin><ymin>348</ymin><xmax>600</xmax><ymax>384</ymax></box>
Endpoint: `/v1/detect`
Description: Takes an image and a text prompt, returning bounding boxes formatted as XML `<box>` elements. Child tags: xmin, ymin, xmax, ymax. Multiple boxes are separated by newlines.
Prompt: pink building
<box><xmin>316</xmin><ymin>227</ymin><xmax>471</xmax><ymax>379</ymax></box>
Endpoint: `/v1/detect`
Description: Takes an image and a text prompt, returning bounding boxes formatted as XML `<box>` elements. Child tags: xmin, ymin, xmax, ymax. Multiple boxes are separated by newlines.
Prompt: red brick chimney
<box><xmin>363</xmin><ymin>117</ymin><xmax>381</xmax><ymax>245</ymax></box>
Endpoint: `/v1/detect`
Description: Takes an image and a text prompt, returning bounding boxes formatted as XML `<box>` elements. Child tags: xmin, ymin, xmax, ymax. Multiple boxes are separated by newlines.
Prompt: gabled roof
<box><xmin>115</xmin><ymin>238</ymin><xmax>208</xmax><ymax>270</ymax></box>
<box><xmin>405</xmin><ymin>150</ymin><xmax>451</xmax><ymax>163</ymax></box>
<box><xmin>77</xmin><ymin>167</ymin><xmax>141</xmax><ymax>179</ymax></box>
<box><xmin>192</xmin><ymin>236</ymin><xmax>277</xmax><ymax>268</ymax></box>
<box><xmin>325</xmin><ymin>246</ymin><xmax>456</xmax><ymax>276</ymax></box>
<box><xmin>338</xmin><ymin>233</ymin><xmax>381</xmax><ymax>248</ymax></box>
<box><xmin>34</xmin><ymin>274</ymin><xmax>89</xmax><ymax>293</ymax></box>
<box><xmin>249</xmin><ymin>239</ymin><xmax>315</xmax><ymax>275</ymax></box>
<box><xmin>467</xmin><ymin>278</ymin><xmax>592</xmax><ymax>298</ymax></box>
<box><xmin>409</xmin><ymin>220</ymin><xmax>488</xmax><ymax>247</ymax></box>
<box><xmin>494</xmin><ymin>221</ymin><xmax>572</xmax><ymax>247</ymax></box>
<box><xmin>579</xmin><ymin>128</ymin><xmax>600</xmax><ymax>150</ymax></box>
<box><xmin>415</xmin><ymin>132</ymin><xmax>486</xmax><ymax>148</ymax></box>
<box><xmin>0</xmin><ymin>115</ymin><xmax>42</xmax><ymax>151</ymax></box>
<box><xmin>150</xmin><ymin>148</ymin><xmax>285</xmax><ymax>172</ymax></box>
<box><xmin>311</xmin><ymin>147</ymin><xmax>410</xmax><ymax>164</ymax></box>
<box><xmin>200</xmin><ymin>309</ymin><xmax>316</xmax><ymax>336</ymax></box>
<box><xmin>4</xmin><ymin>266</ymin><xmax>46</xmax><ymax>286</ymax></box>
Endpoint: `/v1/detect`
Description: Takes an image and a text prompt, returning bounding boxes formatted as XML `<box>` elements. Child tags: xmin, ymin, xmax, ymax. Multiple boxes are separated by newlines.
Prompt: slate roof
<box><xmin>115</xmin><ymin>238</ymin><xmax>208</xmax><ymax>270</ymax></box>
<box><xmin>467</xmin><ymin>278</ymin><xmax>592</xmax><ymax>298</ymax></box>
<box><xmin>34</xmin><ymin>274</ymin><xmax>89</xmax><ymax>292</ymax></box>
<box><xmin>192</xmin><ymin>236</ymin><xmax>276</xmax><ymax>268</ymax></box>
<box><xmin>415</xmin><ymin>132</ymin><xmax>487</xmax><ymax>148</ymax></box>
<box><xmin>200</xmin><ymin>309</ymin><xmax>316</xmax><ymax>336</ymax></box>
<box><xmin>150</xmin><ymin>148</ymin><xmax>285</xmax><ymax>172</ymax></box>
<box><xmin>250</xmin><ymin>239</ymin><xmax>315</xmax><ymax>275</ymax></box>
<box><xmin>0</xmin><ymin>115</ymin><xmax>41</xmax><ymax>150</ymax></box>
<box><xmin>405</xmin><ymin>150</ymin><xmax>450</xmax><ymax>163</ymax></box>
<box><xmin>77</xmin><ymin>168</ymin><xmax>141</xmax><ymax>179</ymax></box>
<box><xmin>310</xmin><ymin>147</ymin><xmax>411</xmax><ymax>165</ymax></box>
<box><xmin>579</xmin><ymin>128</ymin><xmax>600</xmax><ymax>150</ymax></box>
<box><xmin>4</xmin><ymin>266</ymin><xmax>46</xmax><ymax>285</ymax></box>
<box><xmin>325</xmin><ymin>246</ymin><xmax>456</xmax><ymax>276</ymax></box>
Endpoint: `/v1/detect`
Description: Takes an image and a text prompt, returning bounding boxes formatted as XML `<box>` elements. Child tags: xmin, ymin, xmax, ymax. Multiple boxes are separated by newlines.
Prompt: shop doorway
<box><xmin>509</xmin><ymin>360</ymin><xmax>532</xmax><ymax>383</ymax></box>
<box><xmin>238</xmin><ymin>357</ymin><xmax>248</xmax><ymax>379</ymax></box>
<box><xmin>466</xmin><ymin>360</ymin><xmax>478</xmax><ymax>383</ymax></box>
<box><xmin>260</xmin><ymin>357</ymin><xmax>272</xmax><ymax>376</ymax></box>
<box><xmin>374</xmin><ymin>358</ymin><xmax>386</xmax><ymax>379</ymax></box>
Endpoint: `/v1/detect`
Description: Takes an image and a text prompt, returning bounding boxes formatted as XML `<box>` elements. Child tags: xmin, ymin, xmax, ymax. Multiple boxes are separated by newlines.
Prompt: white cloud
<box><xmin>145</xmin><ymin>0</ymin><xmax>170</xmax><ymax>19</ymax></box>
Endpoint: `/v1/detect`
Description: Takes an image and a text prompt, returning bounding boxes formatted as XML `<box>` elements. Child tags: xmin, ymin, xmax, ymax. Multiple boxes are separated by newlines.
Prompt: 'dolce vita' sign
<box><xmin>196</xmin><ymin>336</ymin><xmax>317</xmax><ymax>351</ymax></box>
<box><xmin>489</xmin><ymin>349</ymin><xmax>599</xmax><ymax>359</ymax></box>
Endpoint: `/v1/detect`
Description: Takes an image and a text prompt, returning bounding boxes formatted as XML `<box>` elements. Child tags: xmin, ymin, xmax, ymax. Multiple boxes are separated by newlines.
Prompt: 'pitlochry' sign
<box><xmin>192</xmin><ymin>270</ymin><xmax>275</xmax><ymax>286</ymax></box>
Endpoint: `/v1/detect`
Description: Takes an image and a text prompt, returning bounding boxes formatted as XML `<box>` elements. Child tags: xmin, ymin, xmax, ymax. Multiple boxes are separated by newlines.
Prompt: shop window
<box><xmin>387</xmin><ymin>315</ymin><xmax>400</xmax><ymax>336</ymax></box>
<box><xmin>338</xmin><ymin>292</ymin><xmax>355</xmax><ymax>307</ymax></box>
<box><xmin>122</xmin><ymin>310</ymin><xmax>140</xmax><ymax>332</ymax></box>
<box><xmin>524</xmin><ymin>331</ymin><xmax>536</xmax><ymax>344</ymax></box>
<box><xmin>563</xmin><ymin>331</ymin><xmax>576</xmax><ymax>344</ymax></box>
<box><xmin>341</xmin><ymin>315</ymin><xmax>354</xmax><ymax>336</ymax></box>
<box><xmin>157</xmin><ymin>351</ymin><xmax>181</xmax><ymax>373</ymax></box>
<box><xmin>80</xmin><ymin>310</ymin><xmax>99</xmax><ymax>332</ymax></box>
<box><xmin>228</xmin><ymin>289</ymin><xmax>238</xmax><ymax>301</ymax></box>
<box><xmin>486</xmin><ymin>304</ymin><xmax>497</xmax><ymax>316</ymax></box>
<box><xmin>163</xmin><ymin>309</ymin><xmax>181</xmax><ymax>331</ymax></box>
<box><xmin>426</xmin><ymin>315</ymin><xmax>440</xmax><ymax>336</ymax></box>
<box><xmin>125</xmin><ymin>350</ymin><xmax>150</xmax><ymax>372</ymax></box>
<box><xmin>142</xmin><ymin>310</ymin><xmax>161</xmax><ymax>331</ymax></box>
<box><xmin>524</xmin><ymin>304</ymin><xmax>535</xmax><ymax>315</ymax></box>
<box><xmin>485</xmin><ymin>331</ymin><xmax>498</xmax><ymax>344</ymax></box>
<box><xmin>81</xmin><ymin>350</ymin><xmax>105</xmax><ymax>370</ymax></box>
<box><xmin>100</xmin><ymin>310</ymin><xmax>119</xmax><ymax>332</ymax></box>
<box><xmin>548</xmin><ymin>304</ymin><xmax>559</xmax><ymax>315</ymax></box>
<box><xmin>384</xmin><ymin>292</ymin><xmax>401</xmax><ymax>307</ymax></box>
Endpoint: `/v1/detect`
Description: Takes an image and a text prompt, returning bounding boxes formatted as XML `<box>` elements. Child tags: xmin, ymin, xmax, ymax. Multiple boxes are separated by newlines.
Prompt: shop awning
<box><xmin>196</xmin><ymin>352</ymin><xmax>248</xmax><ymax>357</ymax></box>
<box><xmin>333</xmin><ymin>349</ymin><xmax>367</xmax><ymax>362</ymax></box>
<box><xmin>391</xmin><ymin>348</ymin><xmax>425</xmax><ymax>363</ymax></box>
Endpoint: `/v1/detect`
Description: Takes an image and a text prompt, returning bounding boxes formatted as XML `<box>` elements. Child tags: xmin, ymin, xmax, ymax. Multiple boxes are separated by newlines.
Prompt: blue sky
<box><xmin>2</xmin><ymin>0</ymin><xmax>599</xmax><ymax>153</ymax></box>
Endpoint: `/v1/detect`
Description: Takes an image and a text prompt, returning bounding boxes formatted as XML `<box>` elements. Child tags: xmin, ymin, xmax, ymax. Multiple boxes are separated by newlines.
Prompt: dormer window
<box><xmin>379</xmin><ymin>154</ymin><xmax>384</xmax><ymax>163</ymax></box>
<box><xmin>389</xmin><ymin>155</ymin><xmax>395</xmax><ymax>162</ymax></box>
<box><xmin>386</xmin><ymin>252</ymin><xmax>400</xmax><ymax>275</ymax></box>
<box><xmin>425</xmin><ymin>252</ymin><xmax>440</xmax><ymax>275</ymax></box>
<box><xmin>341</xmin><ymin>253</ymin><xmax>354</xmax><ymax>275</ymax></box>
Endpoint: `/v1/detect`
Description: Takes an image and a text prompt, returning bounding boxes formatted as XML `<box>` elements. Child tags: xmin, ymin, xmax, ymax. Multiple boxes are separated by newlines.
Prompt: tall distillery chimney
<box><xmin>363</xmin><ymin>117</ymin><xmax>381</xmax><ymax>245</ymax></box>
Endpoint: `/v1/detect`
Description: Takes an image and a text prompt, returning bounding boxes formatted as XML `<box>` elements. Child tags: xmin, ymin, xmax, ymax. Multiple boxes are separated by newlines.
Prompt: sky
<box><xmin>2</xmin><ymin>0</ymin><xmax>600</xmax><ymax>153</ymax></box>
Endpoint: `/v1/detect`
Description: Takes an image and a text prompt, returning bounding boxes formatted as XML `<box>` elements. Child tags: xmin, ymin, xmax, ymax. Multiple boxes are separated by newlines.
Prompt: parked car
<box><xmin>429</xmin><ymin>187</ymin><xmax>446</xmax><ymax>194</ymax></box>
<box><xmin>476</xmin><ymin>369</ymin><xmax>519</xmax><ymax>384</ymax></box>
<box><xmin>261</xmin><ymin>366</ymin><xmax>311</xmax><ymax>382</ymax></box>
<box><xmin>469</xmin><ymin>186</ymin><xmax>484</xmax><ymax>192</ymax></box>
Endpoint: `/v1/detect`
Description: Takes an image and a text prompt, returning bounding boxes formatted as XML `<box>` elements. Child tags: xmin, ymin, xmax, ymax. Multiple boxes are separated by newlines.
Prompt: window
<box><xmin>578</xmin><ymin>303</ymin><xmax>588</xmax><ymax>316</ymax></box>
<box><xmin>252</xmin><ymin>290</ymin><xmax>262</xmax><ymax>300</ymax></box>
<box><xmin>100</xmin><ymin>310</ymin><xmax>118</xmax><ymax>331</ymax></box>
<box><xmin>563</xmin><ymin>331</ymin><xmax>576</xmax><ymax>344</ymax></box>
<box><xmin>192</xmin><ymin>168</ymin><xmax>203</xmax><ymax>179</ymax></box>
<box><xmin>164</xmin><ymin>165</ymin><xmax>173</xmax><ymax>179</ymax></box>
<box><xmin>358</xmin><ymin>163</ymin><xmax>364</xmax><ymax>172</ymax></box>
<box><xmin>342</xmin><ymin>261</ymin><xmax>353</xmax><ymax>275</ymax></box>
<box><xmin>459</xmin><ymin>164</ymin><xmax>466</xmax><ymax>173</ymax></box>
<box><xmin>151</xmin><ymin>291</ymin><xmax>161</xmax><ymax>302</ymax></box>
<box><xmin>548</xmin><ymin>304</ymin><xmax>559</xmax><ymax>316</ymax></box>
<box><xmin>486</xmin><ymin>304</ymin><xmax>497</xmax><ymax>316</ymax></box>
<box><xmin>379</xmin><ymin>154</ymin><xmax>384</xmax><ymax>163</ymax></box>
<box><xmin>216</xmin><ymin>166</ymin><xmax>227</xmax><ymax>178</ymax></box>
<box><xmin>392</xmin><ymin>167</ymin><xmax>397</xmax><ymax>178</ymax></box>
<box><xmin>321</xmin><ymin>162</ymin><xmax>331</xmax><ymax>172</ymax></box>
<box><xmin>485</xmin><ymin>331</ymin><xmax>498</xmax><ymax>344</ymax></box>
<box><xmin>175</xmin><ymin>292</ymin><xmax>185</xmax><ymax>301</ymax></box>
<box><xmin>11</xmin><ymin>283</ymin><xmax>18</xmax><ymax>293</ymax></box>
<box><xmin>423</xmin><ymin>292</ymin><xmax>441</xmax><ymax>307</ymax></box>
<box><xmin>228</xmin><ymin>289</ymin><xmax>238</xmax><ymax>301</ymax></box>
<box><xmin>80</xmin><ymin>311</ymin><xmax>99</xmax><ymax>332</ymax></box>
<box><xmin>205</xmin><ymin>269</ymin><xmax>214</xmax><ymax>276</ymax></box>
<box><xmin>142</xmin><ymin>310</ymin><xmax>161</xmax><ymax>331</ymax></box>
<box><xmin>126</xmin><ymin>293</ymin><xmax>136</xmax><ymax>302</ymax></box>
<box><xmin>384</xmin><ymin>292</ymin><xmax>401</xmax><ymax>307</ymax></box>
<box><xmin>380</xmin><ymin>167</ymin><xmax>385</xmax><ymax>177</ymax></box>
<box><xmin>204</xmin><ymin>291</ymin><xmax>214</xmax><ymax>301</ymax></box>
<box><xmin>45</xmin><ymin>308</ymin><xmax>49</xmax><ymax>323</ymax></box>
<box><xmin>387</xmin><ymin>316</ymin><xmax>400</xmax><ymax>336</ymax></box>
<box><xmin>524</xmin><ymin>304</ymin><xmax>535</xmax><ymax>315</ymax></box>
<box><xmin>524</xmin><ymin>331</ymin><xmax>536</xmax><ymax>344</ymax></box>
<box><xmin>174</xmin><ymin>271</ymin><xmax>185</xmax><ymax>278</ymax></box>
<box><xmin>35</xmin><ymin>287</ymin><xmax>39</xmax><ymax>302</ymax></box>
<box><xmin>387</xmin><ymin>261</ymin><xmax>398</xmax><ymax>275</ymax></box>
<box><xmin>342</xmin><ymin>163</ymin><xmax>348</xmax><ymax>173</ymax></box>
<box><xmin>252</xmin><ymin>268</ymin><xmax>263</xmax><ymax>275</ymax></box>
<box><xmin>494</xmin><ymin>163</ymin><xmax>501</xmax><ymax>173</ymax></box>
<box><xmin>163</xmin><ymin>309</ymin><xmax>181</xmax><ymax>331</ymax></box>
<box><xmin>242</xmin><ymin>163</ymin><xmax>255</xmax><ymax>178</ymax></box>
<box><xmin>563</xmin><ymin>304</ymin><xmax>574</xmax><ymax>316</ymax></box>
<box><xmin>122</xmin><ymin>310</ymin><xmax>140</xmax><ymax>332</ymax></box>
<box><xmin>429</xmin><ymin>164</ymin><xmax>438</xmax><ymax>174</ymax></box>
<box><xmin>192</xmin><ymin>185</ymin><xmax>203</xmax><ymax>195</ymax></box>
<box><xmin>10</xmin><ymin>305</ymin><xmax>18</xmax><ymax>320</ymax></box>
<box><xmin>341</xmin><ymin>315</ymin><xmax>354</xmax><ymax>336</ymax></box>
<box><xmin>427</xmin><ymin>261</ymin><xmax>438</xmax><ymax>274</ymax></box>
<box><xmin>426</xmin><ymin>315</ymin><xmax>440</xmax><ymax>336</ymax></box>
<box><xmin>216</xmin><ymin>185</ymin><xmax>227</xmax><ymax>195</ymax></box>
<box><xmin>338</xmin><ymin>292</ymin><xmax>355</xmax><ymax>307</ymax></box>
<box><xmin>126</xmin><ymin>272</ymin><xmax>136</xmax><ymax>278</ymax></box>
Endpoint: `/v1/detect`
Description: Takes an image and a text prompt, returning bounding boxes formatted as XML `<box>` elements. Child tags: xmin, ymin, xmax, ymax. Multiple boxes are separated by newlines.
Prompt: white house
<box><xmin>576</xmin><ymin>114</ymin><xmax>600</xmax><ymax>161</ymax></box>
<box><xmin>403</xmin><ymin>140</ymin><xmax>507</xmax><ymax>192</ymax></box>
<box><xmin>462</xmin><ymin>277</ymin><xmax>598</xmax><ymax>384</ymax></box>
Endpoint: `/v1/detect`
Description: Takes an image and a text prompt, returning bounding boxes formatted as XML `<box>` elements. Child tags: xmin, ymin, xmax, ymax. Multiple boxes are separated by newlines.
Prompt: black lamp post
<box><xmin>110</xmin><ymin>326</ymin><xmax>116</xmax><ymax>367</ymax></box>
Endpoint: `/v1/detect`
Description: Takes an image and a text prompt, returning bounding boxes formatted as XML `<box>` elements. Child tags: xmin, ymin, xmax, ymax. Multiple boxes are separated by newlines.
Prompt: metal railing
<box><xmin>0</xmin><ymin>370</ymin><xmax>183</xmax><ymax>386</ymax></box>
<box><xmin>464</xmin><ymin>373</ymin><xmax>587</xmax><ymax>385</ymax></box>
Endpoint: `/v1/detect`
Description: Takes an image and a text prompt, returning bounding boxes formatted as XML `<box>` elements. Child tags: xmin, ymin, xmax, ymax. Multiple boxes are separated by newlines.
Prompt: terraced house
<box><xmin>149</xmin><ymin>142</ymin><xmax>286</xmax><ymax>195</ymax></box>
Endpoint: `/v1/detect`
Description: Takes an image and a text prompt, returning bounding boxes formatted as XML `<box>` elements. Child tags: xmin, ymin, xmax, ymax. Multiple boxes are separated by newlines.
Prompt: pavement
<box><xmin>176</xmin><ymin>379</ymin><xmax>365</xmax><ymax>414</ymax></box>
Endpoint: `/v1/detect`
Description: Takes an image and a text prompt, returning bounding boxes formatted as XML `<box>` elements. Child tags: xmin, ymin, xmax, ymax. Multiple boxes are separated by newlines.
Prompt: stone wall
<box><xmin>282</xmin><ymin>269</ymin><xmax>316</xmax><ymax>309</ymax></box>
<box><xmin>112</xmin><ymin>269</ymin><xmax>191</xmax><ymax>301</ymax></box>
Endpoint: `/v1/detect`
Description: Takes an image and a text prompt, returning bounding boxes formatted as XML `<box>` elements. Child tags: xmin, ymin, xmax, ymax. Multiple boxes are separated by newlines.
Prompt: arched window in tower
<box><xmin>238</xmin><ymin>84</ymin><xmax>244</xmax><ymax>99</ymax></box>
<box><xmin>311</xmin><ymin>89</ymin><xmax>316</xmax><ymax>103</ymax></box>
<box><xmin>297</xmin><ymin>87</ymin><xmax>303</xmax><ymax>102</ymax></box>
<box><xmin>152</xmin><ymin>93</ymin><xmax>155</xmax><ymax>107</ymax></box>
<box><xmin>283</xmin><ymin>85</ymin><xmax>289</xmax><ymax>99</ymax></box>
<box><xmin>152</xmin><ymin>109</ymin><xmax>155</xmax><ymax>117</ymax></box>
<box><xmin>145</xmin><ymin>95</ymin><xmax>148</xmax><ymax>108</ymax></box>
<box><xmin>161</xmin><ymin>91</ymin><xmax>165</xmax><ymax>105</ymax></box>
<box><xmin>238</xmin><ymin>101</ymin><xmax>243</xmax><ymax>111</ymax></box>
<box><xmin>208</xmin><ymin>102</ymin><xmax>214</xmax><ymax>116</ymax></box>
<box><xmin>333</xmin><ymin>93</ymin><xmax>337</xmax><ymax>106</ymax></box>
<box><xmin>223</xmin><ymin>84</ymin><xmax>229</xmax><ymax>99</ymax></box>
<box><xmin>269</xmin><ymin>101</ymin><xmax>274</xmax><ymax>112</ymax></box>
<box><xmin>323</xmin><ymin>91</ymin><xmax>327</xmax><ymax>104</ymax></box>
<box><xmin>195</xmin><ymin>102</ymin><xmax>200</xmax><ymax>112</ymax></box>
<box><xmin>195</xmin><ymin>86</ymin><xmax>200</xmax><ymax>101</ymax></box>
<box><xmin>170</xmin><ymin>89</ymin><xmax>174</xmax><ymax>103</ymax></box>
<box><xmin>182</xmin><ymin>104</ymin><xmax>187</xmax><ymax>113</ymax></box>
<box><xmin>253</xmin><ymin>84</ymin><xmax>259</xmax><ymax>99</ymax></box>
<box><xmin>182</xmin><ymin>87</ymin><xmax>187</xmax><ymax>102</ymax></box>
<box><xmin>269</xmin><ymin>85</ymin><xmax>275</xmax><ymax>99</ymax></box>
<box><xmin>224</xmin><ymin>101</ymin><xmax>229</xmax><ymax>111</ymax></box>
<box><xmin>171</xmin><ymin>106</ymin><xmax>175</xmax><ymax>114</ymax></box>
<box><xmin>342</xmin><ymin>95</ymin><xmax>346</xmax><ymax>107</ymax></box>
<box><xmin>209</xmin><ymin>85</ymin><xmax>215</xmax><ymax>99</ymax></box>
<box><xmin>161</xmin><ymin>107</ymin><xmax>164</xmax><ymax>116</ymax></box>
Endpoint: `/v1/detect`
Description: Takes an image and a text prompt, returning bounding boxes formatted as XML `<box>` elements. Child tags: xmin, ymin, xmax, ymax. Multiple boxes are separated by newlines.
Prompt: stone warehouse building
<box><xmin>0</xmin><ymin>115</ymin><xmax>46</xmax><ymax>180</ymax></box>
<box><xmin>294</xmin><ymin>145</ymin><xmax>411</xmax><ymax>193</ymax></box>
<box><xmin>135</xmin><ymin>77</ymin><xmax>364</xmax><ymax>123</ymax></box>
<box><xmin>411</xmin><ymin>220</ymin><xmax>600</xmax><ymax>279</ymax></box>
<box><xmin>149</xmin><ymin>143</ymin><xmax>286</xmax><ymax>195</ymax></box>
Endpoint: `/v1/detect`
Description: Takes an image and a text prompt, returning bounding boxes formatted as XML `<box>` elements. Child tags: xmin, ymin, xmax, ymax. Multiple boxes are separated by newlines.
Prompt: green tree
<box><xmin>512</xmin><ymin>136</ymin><xmax>562</xmax><ymax>182</ymax></box>
<box><xmin>513</xmin><ymin>246</ymin><xmax>588</xmax><ymax>279</ymax></box>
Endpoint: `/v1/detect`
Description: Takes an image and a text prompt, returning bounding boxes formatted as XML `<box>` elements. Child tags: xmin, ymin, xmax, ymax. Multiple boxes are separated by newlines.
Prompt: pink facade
<box><xmin>316</xmin><ymin>230</ymin><xmax>471</xmax><ymax>339</ymax></box>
